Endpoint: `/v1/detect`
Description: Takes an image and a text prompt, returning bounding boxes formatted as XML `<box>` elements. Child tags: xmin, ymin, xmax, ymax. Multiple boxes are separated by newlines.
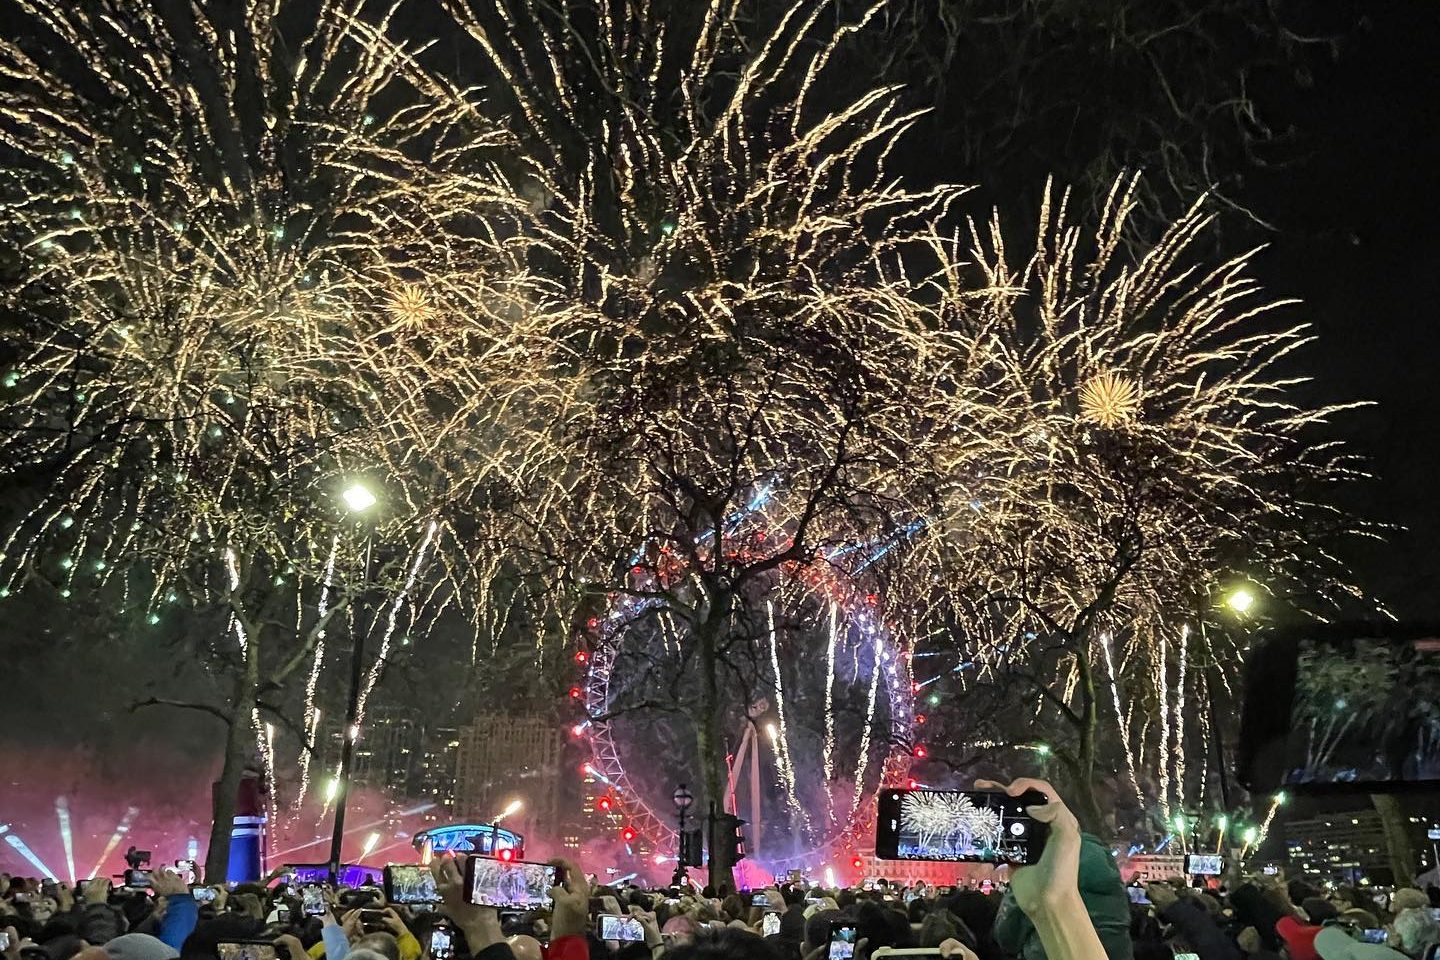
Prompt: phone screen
<box><xmin>464</xmin><ymin>859</ymin><xmax>557</xmax><ymax>909</ymax></box>
<box><xmin>191</xmin><ymin>886</ymin><xmax>218</xmax><ymax>903</ymax></box>
<box><xmin>429</xmin><ymin>927</ymin><xmax>454</xmax><ymax>959</ymax></box>
<box><xmin>125</xmin><ymin>869</ymin><xmax>152</xmax><ymax>889</ymax></box>
<box><xmin>216</xmin><ymin>943</ymin><xmax>279</xmax><ymax>960</ymax></box>
<box><xmin>762</xmin><ymin>913</ymin><xmax>781</xmax><ymax>937</ymax></box>
<box><xmin>302</xmin><ymin>886</ymin><xmax>326</xmax><ymax>916</ymax></box>
<box><xmin>1127</xmin><ymin>887</ymin><xmax>1151</xmax><ymax>905</ymax></box>
<box><xmin>875</xmin><ymin>788</ymin><xmax>1048</xmax><ymax>864</ymax></box>
<box><xmin>1185</xmin><ymin>854</ymin><xmax>1223</xmax><ymax>876</ymax></box>
<box><xmin>829</xmin><ymin>924</ymin><xmax>858</xmax><ymax>959</ymax></box>
<box><xmin>384</xmin><ymin>865</ymin><xmax>441</xmax><ymax>904</ymax></box>
<box><xmin>751</xmin><ymin>892</ymin><xmax>770</xmax><ymax>908</ymax></box>
<box><xmin>599</xmin><ymin>915</ymin><xmax>644</xmax><ymax>942</ymax></box>
<box><xmin>1361</xmin><ymin>930</ymin><xmax>1389</xmax><ymax>945</ymax></box>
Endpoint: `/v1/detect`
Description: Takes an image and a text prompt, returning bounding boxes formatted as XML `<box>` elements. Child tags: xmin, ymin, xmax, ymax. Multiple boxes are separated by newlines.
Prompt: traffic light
<box><xmin>713</xmin><ymin>813</ymin><xmax>746</xmax><ymax>864</ymax></box>
<box><xmin>679</xmin><ymin>828</ymin><xmax>704</xmax><ymax>867</ymax></box>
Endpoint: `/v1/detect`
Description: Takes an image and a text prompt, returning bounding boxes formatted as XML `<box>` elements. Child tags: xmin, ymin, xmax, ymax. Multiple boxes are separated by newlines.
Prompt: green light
<box><xmin>1243</xmin><ymin>826</ymin><xmax>1258</xmax><ymax>843</ymax></box>
<box><xmin>271</xmin><ymin>226</ymin><xmax>284</xmax><ymax>241</ymax></box>
<box><xmin>94</xmin><ymin>560</ymin><xmax>106</xmax><ymax>571</ymax></box>
<box><xmin>927</xmin><ymin>694</ymin><xmax>940</xmax><ymax>706</ymax></box>
<box><xmin>0</xmin><ymin>587</ymin><xmax>9</xmax><ymax>598</ymax></box>
<box><xmin>2</xmin><ymin>371</ymin><xmax>17</xmax><ymax>388</ymax></box>
<box><xmin>1275</xmin><ymin>791</ymin><xmax>1287</xmax><ymax>805</ymax></box>
<box><xmin>1036</xmin><ymin>743</ymin><xmax>1050</xmax><ymax>756</ymax></box>
<box><xmin>59</xmin><ymin>556</ymin><xmax>73</xmax><ymax>570</ymax></box>
<box><xmin>1216</xmin><ymin>814</ymin><xmax>1228</xmax><ymax>830</ymax></box>
<box><xmin>1173</xmin><ymin>815</ymin><xmax>1187</xmax><ymax>832</ymax></box>
<box><xmin>660</xmin><ymin>220</ymin><xmax>677</xmax><ymax>237</ymax></box>
<box><xmin>59</xmin><ymin>515</ymin><xmax>74</xmax><ymax>529</ymax></box>
<box><xmin>131</xmin><ymin>162</ymin><xmax>143</xmax><ymax>174</ymax></box>
<box><xmin>60</xmin><ymin>588</ymin><xmax>71</xmax><ymax>598</ymax></box>
<box><xmin>147</xmin><ymin>613</ymin><xmax>160</xmax><ymax>625</ymax></box>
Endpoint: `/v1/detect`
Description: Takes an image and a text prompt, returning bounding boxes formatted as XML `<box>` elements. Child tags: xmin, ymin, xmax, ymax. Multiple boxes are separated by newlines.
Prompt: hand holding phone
<box><xmin>828</xmin><ymin>923</ymin><xmax>858</xmax><ymax>960</ymax></box>
<box><xmin>876</xmin><ymin>787</ymin><xmax>1050</xmax><ymax>864</ymax></box>
<box><xmin>427</xmin><ymin>927</ymin><xmax>455</xmax><ymax>960</ymax></box>
<box><xmin>598</xmin><ymin>915</ymin><xmax>644</xmax><ymax>942</ymax></box>
<box><xmin>761</xmin><ymin>913</ymin><xmax>780</xmax><ymax>937</ymax></box>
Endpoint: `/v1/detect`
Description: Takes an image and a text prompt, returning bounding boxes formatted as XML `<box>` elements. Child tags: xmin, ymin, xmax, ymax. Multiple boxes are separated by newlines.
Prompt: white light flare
<box><xmin>55</xmin><ymin>796</ymin><xmax>76</xmax><ymax>883</ymax></box>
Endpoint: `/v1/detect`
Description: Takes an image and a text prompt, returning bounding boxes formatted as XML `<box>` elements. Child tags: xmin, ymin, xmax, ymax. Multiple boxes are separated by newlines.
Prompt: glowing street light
<box><xmin>1226</xmin><ymin>587</ymin><xmax>1256</xmax><ymax>615</ymax></box>
<box><xmin>341</xmin><ymin>482</ymin><xmax>377</xmax><ymax>513</ymax></box>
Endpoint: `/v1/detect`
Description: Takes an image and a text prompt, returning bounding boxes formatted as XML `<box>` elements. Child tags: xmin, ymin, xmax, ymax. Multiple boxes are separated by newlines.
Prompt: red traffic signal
<box><xmin>498</xmin><ymin>849</ymin><xmax>514</xmax><ymax>862</ymax></box>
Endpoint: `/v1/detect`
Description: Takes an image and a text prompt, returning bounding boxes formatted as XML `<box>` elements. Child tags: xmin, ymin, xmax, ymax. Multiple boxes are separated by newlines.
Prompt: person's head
<box><xmin>1340</xmin><ymin>910</ymin><xmax>1380</xmax><ymax>930</ymax></box>
<box><xmin>77</xmin><ymin>905</ymin><xmax>127</xmax><ymax>945</ymax></box>
<box><xmin>802</xmin><ymin>909</ymin><xmax>848</xmax><ymax>954</ymax></box>
<box><xmin>1392</xmin><ymin>907</ymin><xmax>1440</xmax><ymax>959</ymax></box>
<box><xmin>664</xmin><ymin>927</ymin><xmax>783</xmax><ymax>960</ymax></box>
<box><xmin>1394</xmin><ymin>891</ymin><xmax>1431</xmax><ymax>914</ymax></box>
<box><xmin>504</xmin><ymin>936</ymin><xmax>544</xmax><ymax>960</ymax></box>
<box><xmin>179</xmin><ymin>913</ymin><xmax>262</xmax><ymax>960</ymax></box>
<box><xmin>719</xmin><ymin>895</ymin><xmax>745</xmax><ymax>922</ymax></box>
<box><xmin>663</xmin><ymin>914</ymin><xmax>701</xmax><ymax>948</ymax></box>
<box><xmin>1304</xmin><ymin>898</ymin><xmax>1341</xmax><ymax>925</ymax></box>
<box><xmin>919</xmin><ymin>909</ymin><xmax>960</xmax><ymax>948</ymax></box>
<box><xmin>100</xmin><ymin>934</ymin><xmax>179</xmax><ymax>960</ymax></box>
<box><xmin>351</xmin><ymin>933</ymin><xmax>399</xmax><ymax>960</ymax></box>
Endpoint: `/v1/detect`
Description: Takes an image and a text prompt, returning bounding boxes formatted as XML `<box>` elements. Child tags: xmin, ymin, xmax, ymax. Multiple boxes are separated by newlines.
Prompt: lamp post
<box><xmin>327</xmin><ymin>482</ymin><xmax>378</xmax><ymax>883</ymax></box>
<box><xmin>672</xmin><ymin>784</ymin><xmax>694</xmax><ymax>886</ymax></box>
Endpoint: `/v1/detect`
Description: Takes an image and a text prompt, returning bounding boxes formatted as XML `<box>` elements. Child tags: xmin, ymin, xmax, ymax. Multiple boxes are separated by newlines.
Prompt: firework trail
<box><xmin>1102</xmin><ymin>633</ymin><xmax>1144</xmax><ymax>809</ymax></box>
<box><xmin>824</xmin><ymin>603</ymin><xmax>839</xmax><ymax>798</ymax></box>
<box><xmin>850</xmin><ymin>631</ymin><xmax>885</xmax><ymax>820</ymax></box>
<box><xmin>356</xmin><ymin>520</ymin><xmax>438</xmax><ymax>727</ymax></box>
<box><xmin>298</xmin><ymin>536</ymin><xmax>340</xmax><ymax>809</ymax></box>
<box><xmin>1174</xmin><ymin>624</ymin><xmax>1189</xmax><ymax>813</ymax></box>
<box><xmin>1157</xmin><ymin>630</ymin><xmax>1172</xmax><ymax>824</ymax></box>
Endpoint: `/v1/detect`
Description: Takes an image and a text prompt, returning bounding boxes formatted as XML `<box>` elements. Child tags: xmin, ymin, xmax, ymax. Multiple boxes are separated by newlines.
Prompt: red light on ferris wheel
<box><xmin>597</xmin><ymin>796</ymin><xmax>612</xmax><ymax>812</ymax></box>
<box><xmin>568</xmin><ymin>686</ymin><xmax>583</xmax><ymax>699</ymax></box>
<box><xmin>913</xmin><ymin>744</ymin><xmax>928</xmax><ymax>759</ymax></box>
<box><xmin>575</xmin><ymin>650</ymin><xmax>589</xmax><ymax>664</ymax></box>
<box><xmin>620</xmin><ymin>826</ymin><xmax>637</xmax><ymax>843</ymax></box>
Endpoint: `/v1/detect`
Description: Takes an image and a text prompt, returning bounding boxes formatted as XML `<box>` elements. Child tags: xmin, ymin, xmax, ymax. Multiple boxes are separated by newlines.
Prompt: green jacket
<box><xmin>993</xmin><ymin>833</ymin><xmax>1134</xmax><ymax>960</ymax></box>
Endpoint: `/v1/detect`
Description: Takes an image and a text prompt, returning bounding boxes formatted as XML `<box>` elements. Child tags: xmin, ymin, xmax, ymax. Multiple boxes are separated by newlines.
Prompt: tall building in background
<box><xmin>454</xmin><ymin>713</ymin><xmax>563</xmax><ymax>840</ymax></box>
<box><xmin>317</xmin><ymin>706</ymin><xmax>459</xmax><ymax>821</ymax></box>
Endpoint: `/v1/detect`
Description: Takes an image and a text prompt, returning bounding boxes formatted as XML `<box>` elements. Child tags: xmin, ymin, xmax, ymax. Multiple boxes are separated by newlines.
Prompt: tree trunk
<box><xmin>205</xmin><ymin>684</ymin><xmax>254</xmax><ymax>884</ymax></box>
<box><xmin>694</xmin><ymin>618</ymin><xmax>733</xmax><ymax>892</ymax></box>
<box><xmin>1068</xmin><ymin>647</ymin><xmax>1109</xmax><ymax>839</ymax></box>
<box><xmin>1373</xmin><ymin>793</ymin><xmax>1416</xmax><ymax>887</ymax></box>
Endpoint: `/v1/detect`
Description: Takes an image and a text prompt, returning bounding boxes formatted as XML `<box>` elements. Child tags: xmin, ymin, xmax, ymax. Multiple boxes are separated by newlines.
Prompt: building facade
<box><xmin>454</xmin><ymin>712</ymin><xmax>564</xmax><ymax>839</ymax></box>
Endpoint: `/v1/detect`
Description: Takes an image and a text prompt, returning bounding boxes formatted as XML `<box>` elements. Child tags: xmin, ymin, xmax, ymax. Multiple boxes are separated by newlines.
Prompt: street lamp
<box><xmin>342</xmin><ymin>482</ymin><xmax>378</xmax><ymax>513</ymax></box>
<box><xmin>1225</xmin><ymin>586</ymin><xmax>1257</xmax><ymax>615</ymax></box>
<box><xmin>327</xmin><ymin>481</ymin><xmax>380</xmax><ymax>882</ymax></box>
<box><xmin>672</xmin><ymin>784</ymin><xmax>695</xmax><ymax>886</ymax></box>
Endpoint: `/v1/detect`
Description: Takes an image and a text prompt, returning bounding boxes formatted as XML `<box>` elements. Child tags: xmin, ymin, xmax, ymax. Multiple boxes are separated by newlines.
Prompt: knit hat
<box><xmin>1304</xmin><ymin>898</ymin><xmax>1341</xmax><ymax>924</ymax></box>
<box><xmin>101</xmin><ymin>934</ymin><xmax>178</xmax><ymax>960</ymax></box>
<box><xmin>1393</xmin><ymin>889</ymin><xmax>1431</xmax><ymax>912</ymax></box>
<box><xmin>1314</xmin><ymin>928</ymin><xmax>1409</xmax><ymax>960</ymax></box>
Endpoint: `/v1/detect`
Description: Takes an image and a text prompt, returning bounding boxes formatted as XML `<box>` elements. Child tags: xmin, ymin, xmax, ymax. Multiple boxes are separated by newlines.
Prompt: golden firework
<box><xmin>385</xmin><ymin>283</ymin><xmax>435</xmax><ymax>326</ymax></box>
<box><xmin>1079</xmin><ymin>371</ymin><xmax>1142</xmax><ymax>426</ymax></box>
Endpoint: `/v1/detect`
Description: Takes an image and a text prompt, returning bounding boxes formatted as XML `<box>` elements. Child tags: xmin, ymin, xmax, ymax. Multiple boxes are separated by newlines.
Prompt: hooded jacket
<box><xmin>994</xmin><ymin>832</ymin><xmax>1134</xmax><ymax>960</ymax></box>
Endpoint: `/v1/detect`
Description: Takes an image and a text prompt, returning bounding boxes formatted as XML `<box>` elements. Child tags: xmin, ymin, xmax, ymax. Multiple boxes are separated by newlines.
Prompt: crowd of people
<box><xmin>3</xmin><ymin>780</ymin><xmax>1437</xmax><ymax>960</ymax></box>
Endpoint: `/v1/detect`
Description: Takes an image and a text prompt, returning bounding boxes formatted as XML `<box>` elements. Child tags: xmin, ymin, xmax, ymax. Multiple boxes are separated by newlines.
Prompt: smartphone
<box><xmin>861</xmin><ymin>879</ymin><xmax>876</xmax><ymax>891</ymax></box>
<box><xmin>428</xmin><ymin>927</ymin><xmax>455</xmax><ymax>960</ymax></box>
<box><xmin>384</xmin><ymin>865</ymin><xmax>441</xmax><ymax>905</ymax></box>
<box><xmin>1185</xmin><ymin>854</ymin><xmax>1223</xmax><ymax>876</ymax></box>
<box><xmin>462</xmin><ymin>858</ymin><xmax>559</xmax><ymax>910</ymax></box>
<box><xmin>216</xmin><ymin>943</ymin><xmax>279</xmax><ymax>960</ymax></box>
<box><xmin>1361</xmin><ymin>930</ymin><xmax>1389</xmax><ymax>945</ymax></box>
<box><xmin>598</xmin><ymin>915</ymin><xmax>644</xmax><ymax>942</ymax></box>
<box><xmin>276</xmin><ymin>905</ymin><xmax>291</xmax><ymax>923</ymax></box>
<box><xmin>875</xmin><ymin>788</ymin><xmax>1049</xmax><ymax>864</ymax></box>
<box><xmin>1127</xmin><ymin>887</ymin><xmax>1151</xmax><ymax>905</ymax></box>
<box><xmin>0</xmin><ymin>933</ymin><xmax>11</xmax><ymax>951</ymax></box>
<box><xmin>1238</xmin><ymin>627</ymin><xmax>1440</xmax><ymax>794</ymax></box>
<box><xmin>751</xmin><ymin>892</ymin><xmax>771</xmax><ymax>908</ymax></box>
<box><xmin>829</xmin><ymin>923</ymin><xmax>858</xmax><ymax>959</ymax></box>
<box><xmin>1174</xmin><ymin>954</ymin><xmax>1200</xmax><ymax>960</ymax></box>
<box><xmin>175</xmin><ymin>860</ymin><xmax>198</xmax><ymax>884</ymax></box>
<box><xmin>1263</xmin><ymin>865</ymin><xmax>1280</xmax><ymax>876</ymax></box>
<box><xmin>192</xmin><ymin>886</ymin><xmax>219</xmax><ymax>903</ymax></box>
<box><xmin>124</xmin><ymin>869</ymin><xmax>152</xmax><ymax>889</ymax></box>
<box><xmin>302</xmin><ymin>885</ymin><xmax>326</xmax><ymax>916</ymax></box>
<box><xmin>762</xmin><ymin>913</ymin><xmax>781</xmax><ymax>937</ymax></box>
<box><xmin>360</xmin><ymin>909</ymin><xmax>388</xmax><ymax>931</ymax></box>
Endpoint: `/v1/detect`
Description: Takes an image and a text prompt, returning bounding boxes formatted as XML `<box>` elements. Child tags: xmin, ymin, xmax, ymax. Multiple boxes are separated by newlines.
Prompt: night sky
<box><xmin>0</xmin><ymin>0</ymin><xmax>1438</xmax><ymax>868</ymax></box>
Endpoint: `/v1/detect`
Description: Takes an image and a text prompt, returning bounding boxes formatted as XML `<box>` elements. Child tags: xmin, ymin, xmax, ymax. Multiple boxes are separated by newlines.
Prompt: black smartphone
<box><xmin>192</xmin><ymin>886</ymin><xmax>219</xmax><ymax>903</ymax></box>
<box><xmin>828</xmin><ymin>923</ymin><xmax>859</xmax><ymax>960</ymax></box>
<box><xmin>428</xmin><ymin>927</ymin><xmax>455</xmax><ymax>960</ymax></box>
<box><xmin>462</xmin><ymin>858</ymin><xmax>559</xmax><ymax>909</ymax></box>
<box><xmin>175</xmin><ymin>860</ymin><xmax>198</xmax><ymax>884</ymax></box>
<box><xmin>216</xmin><ymin>943</ymin><xmax>279</xmax><ymax>960</ymax></box>
<box><xmin>301</xmin><ymin>886</ymin><xmax>326</xmax><ymax>916</ymax></box>
<box><xmin>124</xmin><ymin>869</ymin><xmax>152</xmax><ymax>889</ymax></box>
<box><xmin>1360</xmin><ymin>930</ymin><xmax>1389</xmax><ymax>945</ymax></box>
<box><xmin>383</xmin><ymin>865</ymin><xmax>441</xmax><ymax>905</ymax></box>
<box><xmin>875</xmin><ymin>788</ymin><xmax>1049</xmax><ymax>864</ymax></box>
<box><xmin>360</xmin><ymin>909</ymin><xmax>388</xmax><ymax>931</ymax></box>
<box><xmin>750</xmin><ymin>892</ymin><xmax>771</xmax><ymax>908</ymax></box>
<box><xmin>598</xmin><ymin>915</ymin><xmax>644</xmax><ymax>942</ymax></box>
<box><xmin>1238</xmin><ymin>625</ymin><xmax>1440</xmax><ymax>794</ymax></box>
<box><xmin>276</xmin><ymin>905</ymin><xmax>291</xmax><ymax>923</ymax></box>
<box><xmin>1184</xmin><ymin>854</ymin><xmax>1223</xmax><ymax>876</ymax></box>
